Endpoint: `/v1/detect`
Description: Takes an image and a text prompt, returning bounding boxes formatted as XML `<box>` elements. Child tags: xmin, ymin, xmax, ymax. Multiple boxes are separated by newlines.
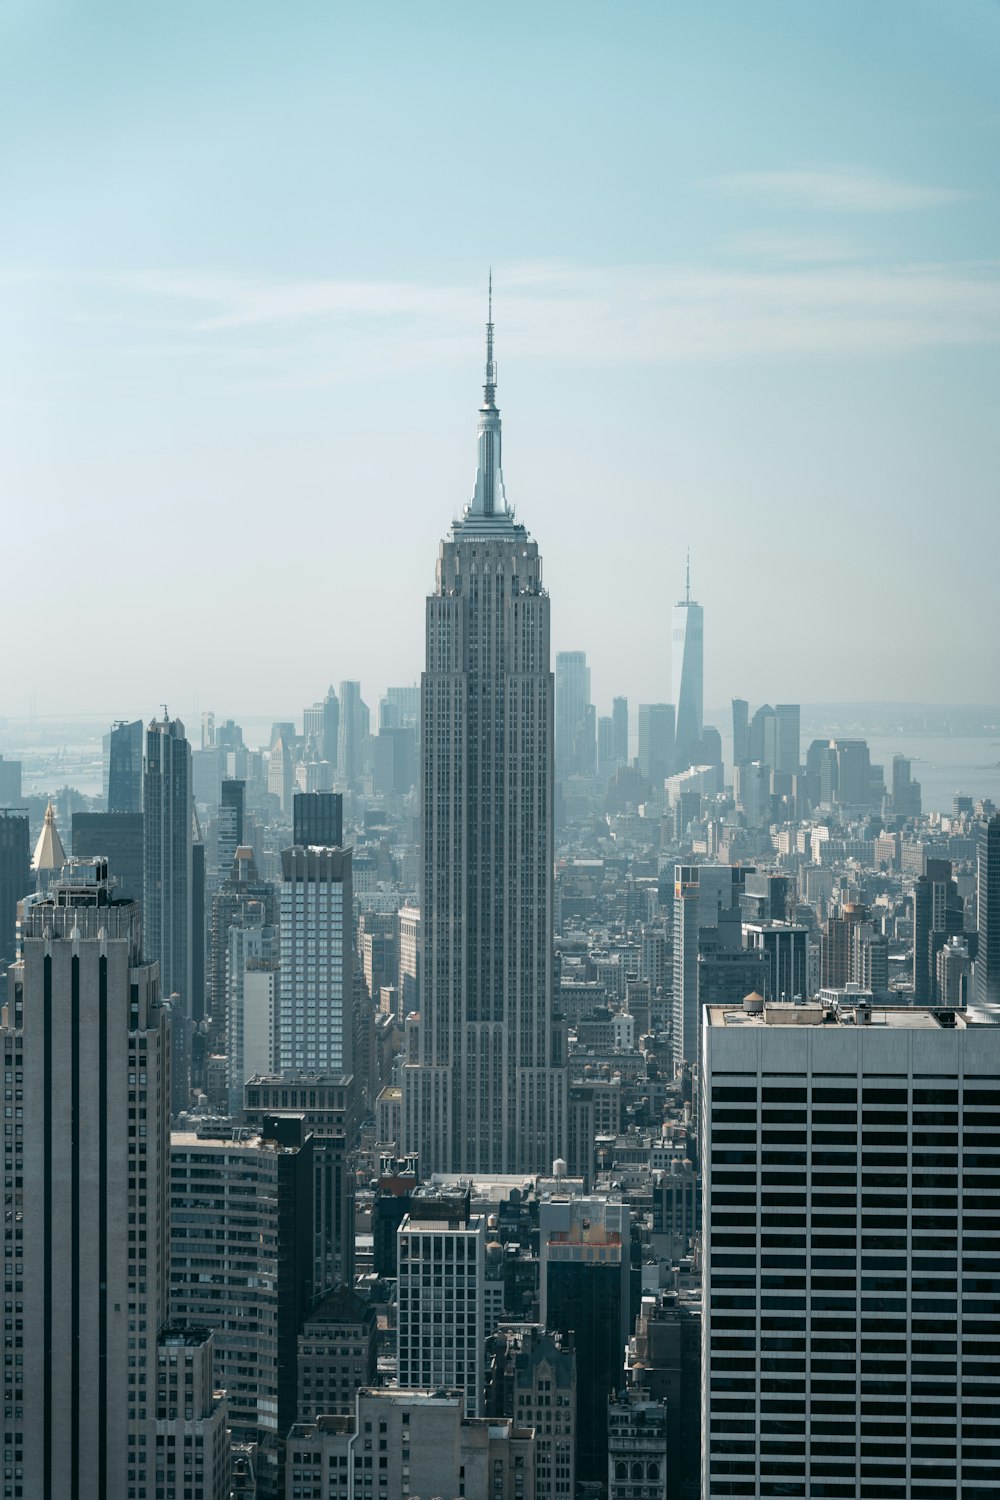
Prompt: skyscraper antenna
<box><xmin>484</xmin><ymin>269</ymin><xmax>496</xmax><ymax>408</ymax></box>
<box><xmin>686</xmin><ymin>548</ymin><xmax>691</xmax><ymax>605</ymax></box>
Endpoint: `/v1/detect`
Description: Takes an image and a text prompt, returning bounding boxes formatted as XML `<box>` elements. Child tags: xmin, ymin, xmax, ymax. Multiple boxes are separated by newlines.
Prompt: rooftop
<box><xmin>708</xmin><ymin>1000</ymin><xmax>967</xmax><ymax>1031</ymax></box>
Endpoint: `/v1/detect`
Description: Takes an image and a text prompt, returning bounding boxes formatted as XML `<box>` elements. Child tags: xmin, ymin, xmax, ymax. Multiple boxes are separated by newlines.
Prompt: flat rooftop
<box><xmin>708</xmin><ymin>1002</ymin><xmax>967</xmax><ymax>1031</ymax></box>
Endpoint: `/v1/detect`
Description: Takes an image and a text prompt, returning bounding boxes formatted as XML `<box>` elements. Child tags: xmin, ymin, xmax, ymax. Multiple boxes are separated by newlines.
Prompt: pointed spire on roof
<box><xmin>32</xmin><ymin>799</ymin><xmax>67</xmax><ymax>872</ymax></box>
<box><xmin>483</xmin><ymin>268</ymin><xmax>497</xmax><ymax>410</ymax></box>
<box><xmin>686</xmin><ymin>548</ymin><xmax>691</xmax><ymax>605</ymax></box>
<box><xmin>468</xmin><ymin>271</ymin><xmax>509</xmax><ymax>518</ymax></box>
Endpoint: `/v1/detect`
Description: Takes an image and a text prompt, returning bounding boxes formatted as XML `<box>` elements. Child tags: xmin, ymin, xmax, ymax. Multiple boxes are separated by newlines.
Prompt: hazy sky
<box><xmin>2</xmin><ymin>0</ymin><xmax>998</xmax><ymax>730</ymax></box>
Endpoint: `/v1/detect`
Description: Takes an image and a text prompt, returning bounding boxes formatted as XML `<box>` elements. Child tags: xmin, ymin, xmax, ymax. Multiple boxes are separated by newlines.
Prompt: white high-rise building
<box><xmin>278</xmin><ymin>845</ymin><xmax>353</xmax><ymax>1075</ymax></box>
<box><xmin>702</xmin><ymin>996</ymin><xmax>1000</xmax><ymax>1500</ymax></box>
<box><xmin>402</xmin><ymin>288</ymin><xmax>566</xmax><ymax>1175</ymax></box>
<box><xmin>396</xmin><ymin>1187</ymin><xmax>487</xmax><ymax>1417</ymax></box>
<box><xmin>672</xmin><ymin>554</ymin><xmax>703</xmax><ymax>773</ymax></box>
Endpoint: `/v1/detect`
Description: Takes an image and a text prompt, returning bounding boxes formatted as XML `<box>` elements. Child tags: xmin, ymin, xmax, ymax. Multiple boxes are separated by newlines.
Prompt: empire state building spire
<box><xmin>469</xmin><ymin>272</ymin><xmax>509</xmax><ymax>517</ymax></box>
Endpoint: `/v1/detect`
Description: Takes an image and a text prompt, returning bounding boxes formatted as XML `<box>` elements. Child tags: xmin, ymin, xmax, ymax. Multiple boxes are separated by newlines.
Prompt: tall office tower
<box><xmin>226</xmin><ymin>916</ymin><xmax>278</xmax><ymax>1111</ymax></box>
<box><xmin>302</xmin><ymin>699</ymin><xmax>325</xmax><ymax>758</ymax></box>
<box><xmin>913</xmin><ymin>857</ymin><xmax>964</xmax><ymax>1003</ymax></box>
<box><xmin>556</xmin><ymin>650</ymin><xmax>594</xmax><ymax>779</ymax></box>
<box><xmin>731</xmin><ymin>698</ymin><xmax>749</xmax><ymax>771</ymax></box>
<box><xmin>373</xmin><ymin>725</ymin><xmax>417</xmax><ymax>794</ymax></box>
<box><xmin>401</xmin><ymin>297</ymin><xmax>566</xmax><ymax>1175</ymax></box>
<box><xmin>774</xmin><ymin>703</ymin><xmax>800</xmax><ymax>774</ymax></box>
<box><xmin>209</xmin><ymin>844</ymin><xmax>277</xmax><ymax>1026</ymax></box>
<box><xmin>192</xmin><ymin>825</ymin><xmax>206</xmax><ymax>1027</ymax></box>
<box><xmin>73</xmin><ymin>810</ymin><xmax>144</xmax><ymax>911</ymax></box>
<box><xmin>743</xmin><ymin>920</ymin><xmax>808</xmax><ymax>1001</ymax></box>
<box><xmin>144</xmin><ymin>715</ymin><xmax>194</xmax><ymax>1111</ymax></box>
<box><xmin>612</xmin><ymin>695</ymin><xmax>629</xmax><ymax>765</ymax></box>
<box><xmin>268</xmin><ymin>734</ymin><xmax>294</xmax><ymax>813</ymax></box>
<box><xmin>0</xmin><ymin>811</ymin><xmax>31</xmax><ymax>969</ymax></box>
<box><xmin>740</xmin><ymin>872</ymin><xmax>789</xmax><ymax>924</ymax></box>
<box><xmin>337</xmin><ymin>680</ymin><xmax>369</xmax><ymax>790</ymax></box>
<box><xmin>278</xmin><ymin>845</ymin><xmax>354</xmax><ymax>1074</ymax></box>
<box><xmin>672</xmin><ymin>864</ymin><xmax>754</xmax><ymax>1070</ymax></box>
<box><xmin>937</xmin><ymin>933</ymin><xmax>972</xmax><ymax>1005</ymax></box>
<box><xmin>217</xmin><ymin>776</ymin><xmax>245</xmax><ymax>876</ymax></box>
<box><xmin>397</xmin><ymin>903</ymin><xmax>420</xmax><ymax>1018</ymax></box>
<box><xmin>819</xmin><ymin>901</ymin><xmax>865</xmax><ymax>988</ymax></box>
<box><xmin>540</xmin><ymin>1194</ymin><xmax>632</xmax><ymax>1487</ymax></box>
<box><xmin>638</xmin><ymin>703</ymin><xmax>675</xmax><ymax>786</ymax></box>
<box><xmin>144</xmin><ymin>714</ymin><xmax>193</xmax><ymax>1010</ymax></box>
<box><xmin>320</xmin><ymin>684</ymin><xmax>340</xmax><ymax>766</ymax></box>
<box><xmin>7</xmin><ymin>859</ymin><xmax>170</xmax><ymax>1498</ymax></box>
<box><xmin>397</xmin><ymin>1186</ymin><xmax>487</xmax><ymax>1416</ymax></box>
<box><xmin>698</xmin><ymin>908</ymin><xmax>767</xmax><ymax>1023</ymax></box>
<box><xmin>597</xmin><ymin>714</ymin><xmax>617</xmax><ymax>779</ymax></box>
<box><xmin>834</xmin><ymin>737</ymin><xmax>871</xmax><ymax>808</ymax></box>
<box><xmin>360</xmin><ymin>909</ymin><xmax>396</xmax><ymax>1010</ymax></box>
<box><xmin>170</xmin><ymin>1117</ymin><xmax>313</xmax><ymax>1499</ymax></box>
<box><xmin>107</xmin><ymin>718</ymin><xmax>144</xmax><ymax>813</ymax></box>
<box><xmin>382</xmin><ymin>683</ymin><xmax>422</xmax><ymax>733</ymax></box>
<box><xmin>0</xmin><ymin>757</ymin><xmax>22</xmax><ymax>806</ymax></box>
<box><xmin>672</xmin><ymin>554</ymin><xmax>703</xmax><ymax>773</ymax></box>
<box><xmin>293</xmin><ymin>789</ymin><xmax>343</xmax><ymax>848</ymax></box>
<box><xmin>748</xmin><ymin>703</ymin><xmax>776</xmax><ymax>766</ymax></box>
<box><xmin>702</xmin><ymin>997</ymin><xmax>1000</xmax><ymax>1500</ymax></box>
<box><xmin>973</xmin><ymin>813</ymin><xmax>1000</xmax><ymax>1015</ymax></box>
<box><xmin>891</xmin><ymin>753</ymin><xmax>922</xmax><ymax>818</ymax></box>
<box><xmin>852</xmin><ymin>917</ymin><xmax>890</xmax><ymax>1000</ymax></box>
<box><xmin>245</xmin><ymin>1075</ymin><xmax>356</xmax><ymax>1296</ymax></box>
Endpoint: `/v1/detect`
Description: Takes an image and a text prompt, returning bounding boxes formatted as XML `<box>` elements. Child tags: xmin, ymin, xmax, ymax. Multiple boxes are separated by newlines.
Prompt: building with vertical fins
<box><xmin>402</xmin><ymin>284</ymin><xmax>566</xmax><ymax>1174</ymax></box>
<box><xmin>672</xmin><ymin>553</ymin><xmax>703</xmax><ymax>773</ymax></box>
<box><xmin>973</xmin><ymin>812</ymin><xmax>1000</xmax><ymax>1016</ymax></box>
<box><xmin>144</xmin><ymin>714</ymin><xmax>193</xmax><ymax>1114</ymax></box>
<box><xmin>6</xmin><ymin>858</ymin><xmax>176</xmax><ymax>1499</ymax></box>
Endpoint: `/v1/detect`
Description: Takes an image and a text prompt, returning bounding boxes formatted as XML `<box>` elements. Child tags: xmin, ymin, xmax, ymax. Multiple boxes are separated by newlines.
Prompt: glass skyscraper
<box><xmin>672</xmin><ymin>556</ymin><xmax>703</xmax><ymax>773</ymax></box>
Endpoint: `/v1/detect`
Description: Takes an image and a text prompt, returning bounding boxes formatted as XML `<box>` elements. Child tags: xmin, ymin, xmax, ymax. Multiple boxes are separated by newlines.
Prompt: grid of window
<box><xmin>704</xmin><ymin>1071</ymin><xmax>1000</xmax><ymax>1500</ymax></box>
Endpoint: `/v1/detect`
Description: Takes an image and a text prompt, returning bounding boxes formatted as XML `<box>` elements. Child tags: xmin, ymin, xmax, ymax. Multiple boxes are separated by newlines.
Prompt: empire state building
<box><xmin>402</xmin><ymin>290</ymin><xmax>567</xmax><ymax>1174</ymax></box>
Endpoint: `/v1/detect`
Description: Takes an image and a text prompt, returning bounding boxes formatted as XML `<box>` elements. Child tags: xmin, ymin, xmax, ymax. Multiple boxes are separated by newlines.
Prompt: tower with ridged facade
<box><xmin>403</xmin><ymin>284</ymin><xmax>566</xmax><ymax>1174</ymax></box>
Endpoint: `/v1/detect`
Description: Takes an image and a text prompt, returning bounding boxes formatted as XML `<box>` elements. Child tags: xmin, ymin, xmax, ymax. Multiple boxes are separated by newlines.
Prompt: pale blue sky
<box><xmin>2</xmin><ymin>0</ymin><xmax>998</xmax><ymax>725</ymax></box>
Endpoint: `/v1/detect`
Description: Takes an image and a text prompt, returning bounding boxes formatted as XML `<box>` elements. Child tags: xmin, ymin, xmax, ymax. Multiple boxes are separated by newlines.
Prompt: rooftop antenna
<box><xmin>483</xmin><ymin>268</ymin><xmax>496</xmax><ymax>407</ymax></box>
<box><xmin>685</xmin><ymin>549</ymin><xmax>691</xmax><ymax>605</ymax></box>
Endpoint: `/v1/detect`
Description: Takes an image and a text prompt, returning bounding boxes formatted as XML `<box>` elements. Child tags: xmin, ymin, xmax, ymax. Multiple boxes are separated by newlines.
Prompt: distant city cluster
<box><xmin>0</xmin><ymin>319</ymin><xmax>998</xmax><ymax>1500</ymax></box>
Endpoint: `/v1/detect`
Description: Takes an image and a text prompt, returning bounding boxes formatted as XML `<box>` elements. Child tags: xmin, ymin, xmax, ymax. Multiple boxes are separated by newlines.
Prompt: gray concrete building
<box><xmin>296</xmin><ymin>1288</ymin><xmax>377</xmax><ymax>1422</ymax></box>
<box><xmin>6</xmin><ymin>859</ymin><xmax>171</xmax><ymax>1499</ymax></box>
<box><xmin>285</xmin><ymin>1388</ymin><xmax>536</xmax><ymax>1500</ymax></box>
<box><xmin>401</xmin><ymin>299</ymin><xmax>566</xmax><ymax>1174</ymax></box>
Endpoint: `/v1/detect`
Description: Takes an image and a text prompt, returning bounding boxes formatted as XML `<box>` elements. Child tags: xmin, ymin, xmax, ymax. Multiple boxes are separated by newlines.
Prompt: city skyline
<box><xmin>3</xmin><ymin>3</ymin><xmax>998</xmax><ymax>714</ymax></box>
<box><xmin>4</xmin><ymin>9</ymin><xmax>1000</xmax><ymax>1497</ymax></box>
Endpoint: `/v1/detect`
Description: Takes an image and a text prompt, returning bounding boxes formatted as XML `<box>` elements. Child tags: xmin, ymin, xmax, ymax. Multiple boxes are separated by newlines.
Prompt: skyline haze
<box><xmin>2</xmin><ymin>1</ymin><xmax>998</xmax><ymax>715</ymax></box>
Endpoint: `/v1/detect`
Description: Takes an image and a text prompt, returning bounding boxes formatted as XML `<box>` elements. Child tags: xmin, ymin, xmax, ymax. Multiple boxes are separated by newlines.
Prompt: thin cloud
<box><xmin>723</xmin><ymin>231</ymin><xmax>870</xmax><ymax>264</ymax></box>
<box><xmin>117</xmin><ymin>260</ymin><xmax>1000</xmax><ymax>368</ymax></box>
<box><xmin>716</xmin><ymin>168</ymin><xmax>970</xmax><ymax>212</ymax></box>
